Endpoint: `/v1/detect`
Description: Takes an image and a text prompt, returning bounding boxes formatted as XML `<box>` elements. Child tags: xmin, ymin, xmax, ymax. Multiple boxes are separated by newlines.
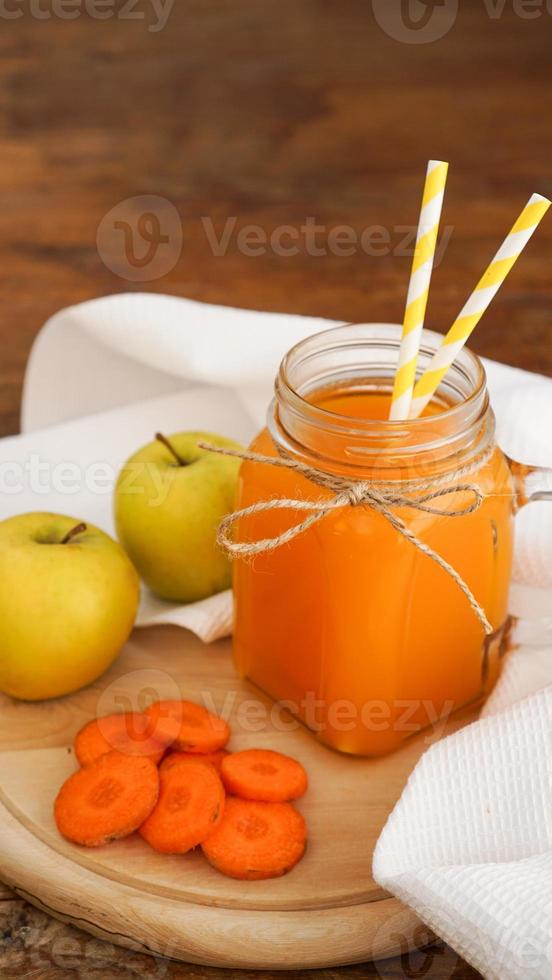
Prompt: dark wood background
<box><xmin>1</xmin><ymin>0</ymin><xmax>551</xmax><ymax>977</ymax></box>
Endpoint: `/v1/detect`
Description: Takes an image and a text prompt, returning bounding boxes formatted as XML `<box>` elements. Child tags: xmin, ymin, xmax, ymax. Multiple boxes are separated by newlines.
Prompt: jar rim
<box><xmin>272</xmin><ymin>323</ymin><xmax>492</xmax><ymax>474</ymax></box>
<box><xmin>278</xmin><ymin>322</ymin><xmax>487</xmax><ymax>434</ymax></box>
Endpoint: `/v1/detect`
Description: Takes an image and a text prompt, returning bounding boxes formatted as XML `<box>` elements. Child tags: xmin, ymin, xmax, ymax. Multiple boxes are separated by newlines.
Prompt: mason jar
<box><xmin>232</xmin><ymin>323</ymin><xmax>548</xmax><ymax>756</ymax></box>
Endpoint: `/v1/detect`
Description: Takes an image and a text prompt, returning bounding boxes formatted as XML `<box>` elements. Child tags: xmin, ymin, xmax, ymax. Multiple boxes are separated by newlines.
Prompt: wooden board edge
<box><xmin>0</xmin><ymin>774</ymin><xmax>389</xmax><ymax>913</ymax></box>
<box><xmin>0</xmin><ymin>799</ymin><xmax>431</xmax><ymax>969</ymax></box>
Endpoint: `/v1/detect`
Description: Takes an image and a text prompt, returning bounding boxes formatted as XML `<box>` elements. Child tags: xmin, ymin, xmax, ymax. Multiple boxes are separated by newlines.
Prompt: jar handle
<box><xmin>507</xmin><ymin>457</ymin><xmax>552</xmax><ymax>510</ymax></box>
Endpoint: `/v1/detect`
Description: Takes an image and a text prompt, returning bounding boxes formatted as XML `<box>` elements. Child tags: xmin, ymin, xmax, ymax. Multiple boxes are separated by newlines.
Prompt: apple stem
<box><xmin>155</xmin><ymin>432</ymin><xmax>187</xmax><ymax>466</ymax></box>
<box><xmin>60</xmin><ymin>522</ymin><xmax>87</xmax><ymax>545</ymax></box>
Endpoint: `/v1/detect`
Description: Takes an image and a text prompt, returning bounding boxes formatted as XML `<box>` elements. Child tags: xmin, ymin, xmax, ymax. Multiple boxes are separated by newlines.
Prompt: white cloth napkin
<box><xmin>6</xmin><ymin>293</ymin><xmax>552</xmax><ymax>976</ymax></box>
<box><xmin>17</xmin><ymin>294</ymin><xmax>333</xmax><ymax>639</ymax></box>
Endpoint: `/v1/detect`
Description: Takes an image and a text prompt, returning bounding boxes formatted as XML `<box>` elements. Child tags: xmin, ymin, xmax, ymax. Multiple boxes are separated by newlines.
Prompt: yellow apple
<box><xmin>114</xmin><ymin>431</ymin><xmax>243</xmax><ymax>603</ymax></box>
<box><xmin>0</xmin><ymin>513</ymin><xmax>140</xmax><ymax>701</ymax></box>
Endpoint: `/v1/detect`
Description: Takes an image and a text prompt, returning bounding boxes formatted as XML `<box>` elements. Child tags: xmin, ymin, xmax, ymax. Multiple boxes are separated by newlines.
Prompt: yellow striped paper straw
<box><xmin>409</xmin><ymin>192</ymin><xmax>551</xmax><ymax>419</ymax></box>
<box><xmin>390</xmin><ymin>160</ymin><xmax>449</xmax><ymax>420</ymax></box>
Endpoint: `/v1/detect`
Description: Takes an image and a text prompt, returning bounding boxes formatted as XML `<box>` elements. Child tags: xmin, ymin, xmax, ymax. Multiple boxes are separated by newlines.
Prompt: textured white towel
<box><xmin>373</xmin><ymin>684</ymin><xmax>552</xmax><ymax>980</ymax></box>
<box><xmin>4</xmin><ymin>294</ymin><xmax>552</xmax><ymax>976</ymax></box>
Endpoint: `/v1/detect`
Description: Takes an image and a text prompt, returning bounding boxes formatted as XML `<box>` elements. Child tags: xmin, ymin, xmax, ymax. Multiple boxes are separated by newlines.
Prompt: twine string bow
<box><xmin>198</xmin><ymin>441</ymin><xmax>494</xmax><ymax>635</ymax></box>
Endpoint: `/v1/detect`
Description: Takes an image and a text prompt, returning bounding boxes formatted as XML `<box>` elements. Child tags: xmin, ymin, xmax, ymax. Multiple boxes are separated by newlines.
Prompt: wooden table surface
<box><xmin>0</xmin><ymin>1</ymin><xmax>550</xmax><ymax>977</ymax></box>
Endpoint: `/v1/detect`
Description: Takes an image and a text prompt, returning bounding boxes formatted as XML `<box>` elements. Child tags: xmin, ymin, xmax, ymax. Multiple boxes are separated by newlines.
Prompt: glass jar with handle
<box><xmin>232</xmin><ymin>323</ymin><xmax>552</xmax><ymax>756</ymax></box>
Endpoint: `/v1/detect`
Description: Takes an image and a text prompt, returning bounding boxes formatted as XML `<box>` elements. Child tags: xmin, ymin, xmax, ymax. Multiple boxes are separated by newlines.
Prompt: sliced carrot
<box><xmin>54</xmin><ymin>751</ymin><xmax>159</xmax><ymax>847</ymax></box>
<box><xmin>144</xmin><ymin>700</ymin><xmax>230</xmax><ymax>753</ymax></box>
<box><xmin>74</xmin><ymin>712</ymin><xmax>168</xmax><ymax>767</ymax></box>
<box><xmin>160</xmin><ymin>749</ymin><xmax>230</xmax><ymax>775</ymax></box>
<box><xmin>202</xmin><ymin>798</ymin><xmax>306</xmax><ymax>880</ymax></box>
<box><xmin>220</xmin><ymin>749</ymin><xmax>307</xmax><ymax>802</ymax></box>
<box><xmin>139</xmin><ymin>758</ymin><xmax>225</xmax><ymax>854</ymax></box>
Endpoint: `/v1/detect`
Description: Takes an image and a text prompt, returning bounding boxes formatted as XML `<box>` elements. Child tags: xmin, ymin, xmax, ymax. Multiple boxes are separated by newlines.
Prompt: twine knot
<box><xmin>198</xmin><ymin>441</ymin><xmax>494</xmax><ymax>635</ymax></box>
<box><xmin>347</xmin><ymin>483</ymin><xmax>369</xmax><ymax>506</ymax></box>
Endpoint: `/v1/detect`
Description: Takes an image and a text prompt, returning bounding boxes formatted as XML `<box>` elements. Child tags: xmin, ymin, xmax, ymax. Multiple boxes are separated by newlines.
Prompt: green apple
<box><xmin>114</xmin><ymin>431</ymin><xmax>243</xmax><ymax>603</ymax></box>
<box><xmin>0</xmin><ymin>514</ymin><xmax>140</xmax><ymax>701</ymax></box>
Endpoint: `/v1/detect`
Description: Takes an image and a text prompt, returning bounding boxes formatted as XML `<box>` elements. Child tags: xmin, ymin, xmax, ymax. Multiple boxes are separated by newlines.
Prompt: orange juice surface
<box><xmin>312</xmin><ymin>387</ymin><xmax>443</xmax><ymax>419</ymax></box>
<box><xmin>233</xmin><ymin>385</ymin><xmax>514</xmax><ymax>756</ymax></box>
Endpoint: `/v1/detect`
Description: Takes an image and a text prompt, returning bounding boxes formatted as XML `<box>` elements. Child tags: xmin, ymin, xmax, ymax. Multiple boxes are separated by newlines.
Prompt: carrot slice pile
<box><xmin>145</xmin><ymin>699</ymin><xmax>230</xmax><ymax>753</ymax></box>
<box><xmin>221</xmin><ymin>749</ymin><xmax>307</xmax><ymax>802</ymax></box>
<box><xmin>54</xmin><ymin>698</ymin><xmax>309</xmax><ymax>878</ymax></box>
<box><xmin>161</xmin><ymin>748</ymin><xmax>230</xmax><ymax>775</ymax></box>
<box><xmin>140</xmin><ymin>758</ymin><xmax>225</xmax><ymax>854</ymax></box>
<box><xmin>54</xmin><ymin>751</ymin><xmax>159</xmax><ymax>847</ymax></box>
<box><xmin>74</xmin><ymin>712</ymin><xmax>168</xmax><ymax>767</ymax></box>
<box><xmin>202</xmin><ymin>798</ymin><xmax>307</xmax><ymax>880</ymax></box>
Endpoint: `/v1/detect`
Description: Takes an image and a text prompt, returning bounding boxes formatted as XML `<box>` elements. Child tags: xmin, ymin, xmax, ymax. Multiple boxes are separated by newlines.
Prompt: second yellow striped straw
<box><xmin>389</xmin><ymin>160</ymin><xmax>449</xmax><ymax>420</ymax></box>
<box><xmin>409</xmin><ymin>192</ymin><xmax>551</xmax><ymax>419</ymax></box>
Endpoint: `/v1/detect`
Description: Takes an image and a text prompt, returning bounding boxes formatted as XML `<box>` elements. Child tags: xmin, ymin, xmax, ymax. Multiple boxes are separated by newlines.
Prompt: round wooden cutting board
<box><xmin>0</xmin><ymin>625</ymin><xmax>476</xmax><ymax>970</ymax></box>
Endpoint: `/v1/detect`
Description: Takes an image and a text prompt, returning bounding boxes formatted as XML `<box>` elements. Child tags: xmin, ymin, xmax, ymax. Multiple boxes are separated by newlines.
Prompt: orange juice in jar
<box><xmin>231</xmin><ymin>324</ymin><xmax>538</xmax><ymax>757</ymax></box>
